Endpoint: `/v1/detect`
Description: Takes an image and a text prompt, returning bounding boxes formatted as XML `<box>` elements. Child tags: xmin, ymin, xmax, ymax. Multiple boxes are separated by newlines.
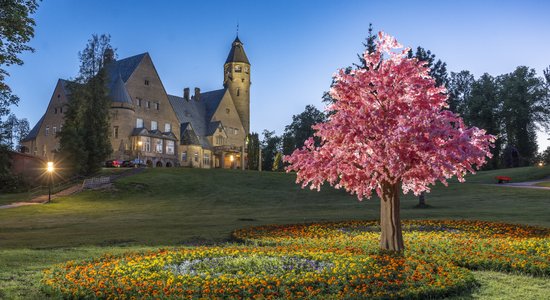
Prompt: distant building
<box><xmin>21</xmin><ymin>36</ymin><xmax>251</xmax><ymax>169</ymax></box>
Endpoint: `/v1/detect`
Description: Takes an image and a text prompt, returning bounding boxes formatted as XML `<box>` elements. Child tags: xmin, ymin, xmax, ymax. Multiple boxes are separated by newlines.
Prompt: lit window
<box><xmin>151</xmin><ymin>121</ymin><xmax>158</xmax><ymax>131</ymax></box>
<box><xmin>164</xmin><ymin>123</ymin><xmax>171</xmax><ymax>132</ymax></box>
<box><xmin>113</xmin><ymin>126</ymin><xmax>119</xmax><ymax>139</ymax></box>
<box><xmin>136</xmin><ymin>118</ymin><xmax>144</xmax><ymax>128</ymax></box>
<box><xmin>182</xmin><ymin>151</ymin><xmax>187</xmax><ymax>162</ymax></box>
<box><xmin>194</xmin><ymin>152</ymin><xmax>199</xmax><ymax>162</ymax></box>
<box><xmin>235</xmin><ymin>65</ymin><xmax>242</xmax><ymax>73</ymax></box>
<box><xmin>45</xmin><ymin>126</ymin><xmax>49</xmax><ymax>136</ymax></box>
<box><xmin>155</xmin><ymin>139</ymin><xmax>163</xmax><ymax>153</ymax></box>
<box><xmin>166</xmin><ymin>140</ymin><xmax>174</xmax><ymax>155</ymax></box>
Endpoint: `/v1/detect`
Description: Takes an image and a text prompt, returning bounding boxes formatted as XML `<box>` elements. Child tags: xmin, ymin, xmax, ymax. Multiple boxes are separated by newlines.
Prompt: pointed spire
<box><xmin>226</xmin><ymin>35</ymin><xmax>249</xmax><ymax>64</ymax></box>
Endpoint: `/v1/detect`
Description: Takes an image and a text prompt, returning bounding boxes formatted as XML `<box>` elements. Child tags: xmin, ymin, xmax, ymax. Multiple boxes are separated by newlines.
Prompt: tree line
<box><xmin>250</xmin><ymin>24</ymin><xmax>550</xmax><ymax>172</ymax></box>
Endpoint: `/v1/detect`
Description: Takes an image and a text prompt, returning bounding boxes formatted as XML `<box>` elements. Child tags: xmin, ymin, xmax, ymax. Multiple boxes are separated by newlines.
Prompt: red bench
<box><xmin>496</xmin><ymin>176</ymin><xmax>511</xmax><ymax>184</ymax></box>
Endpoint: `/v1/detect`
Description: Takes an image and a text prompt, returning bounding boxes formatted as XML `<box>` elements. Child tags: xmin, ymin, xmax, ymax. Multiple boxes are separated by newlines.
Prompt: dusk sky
<box><xmin>6</xmin><ymin>0</ymin><xmax>550</xmax><ymax>149</ymax></box>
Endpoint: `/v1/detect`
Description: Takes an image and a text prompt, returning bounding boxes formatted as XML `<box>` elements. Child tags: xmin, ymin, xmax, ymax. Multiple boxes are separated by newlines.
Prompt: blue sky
<box><xmin>6</xmin><ymin>0</ymin><xmax>550</xmax><ymax>149</ymax></box>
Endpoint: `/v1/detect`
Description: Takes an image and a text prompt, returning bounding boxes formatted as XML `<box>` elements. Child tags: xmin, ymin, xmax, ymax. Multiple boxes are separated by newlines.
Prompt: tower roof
<box><xmin>225</xmin><ymin>36</ymin><xmax>250</xmax><ymax>64</ymax></box>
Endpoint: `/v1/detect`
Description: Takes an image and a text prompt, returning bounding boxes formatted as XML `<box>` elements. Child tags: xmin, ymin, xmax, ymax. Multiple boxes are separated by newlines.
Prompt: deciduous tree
<box><xmin>285</xmin><ymin>32</ymin><xmax>494</xmax><ymax>252</ymax></box>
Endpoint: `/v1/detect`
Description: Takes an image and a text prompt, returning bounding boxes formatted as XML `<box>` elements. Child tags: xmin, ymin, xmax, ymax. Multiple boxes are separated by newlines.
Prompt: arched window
<box><xmin>235</xmin><ymin>65</ymin><xmax>242</xmax><ymax>73</ymax></box>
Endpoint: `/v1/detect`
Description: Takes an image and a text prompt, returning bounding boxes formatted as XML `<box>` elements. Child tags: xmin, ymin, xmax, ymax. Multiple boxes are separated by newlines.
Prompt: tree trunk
<box><xmin>380</xmin><ymin>182</ymin><xmax>404</xmax><ymax>252</ymax></box>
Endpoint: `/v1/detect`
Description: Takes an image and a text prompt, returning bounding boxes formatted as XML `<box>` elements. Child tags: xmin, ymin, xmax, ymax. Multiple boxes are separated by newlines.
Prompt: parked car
<box><xmin>121</xmin><ymin>160</ymin><xmax>135</xmax><ymax>168</ymax></box>
<box><xmin>105</xmin><ymin>160</ymin><xmax>121</xmax><ymax>168</ymax></box>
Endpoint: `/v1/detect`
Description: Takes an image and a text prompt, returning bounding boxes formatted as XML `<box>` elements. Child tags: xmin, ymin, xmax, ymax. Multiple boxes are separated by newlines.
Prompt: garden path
<box><xmin>0</xmin><ymin>168</ymin><xmax>146</xmax><ymax>209</ymax></box>
<box><xmin>491</xmin><ymin>177</ymin><xmax>550</xmax><ymax>190</ymax></box>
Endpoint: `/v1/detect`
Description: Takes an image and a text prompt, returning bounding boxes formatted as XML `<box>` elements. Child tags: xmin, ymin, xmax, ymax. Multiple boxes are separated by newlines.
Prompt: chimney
<box><xmin>184</xmin><ymin>87</ymin><xmax>190</xmax><ymax>101</ymax></box>
<box><xmin>194</xmin><ymin>87</ymin><xmax>201</xmax><ymax>101</ymax></box>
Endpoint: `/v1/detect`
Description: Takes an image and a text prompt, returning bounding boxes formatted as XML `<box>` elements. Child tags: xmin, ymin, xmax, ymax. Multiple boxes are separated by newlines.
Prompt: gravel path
<box><xmin>491</xmin><ymin>177</ymin><xmax>550</xmax><ymax>191</ymax></box>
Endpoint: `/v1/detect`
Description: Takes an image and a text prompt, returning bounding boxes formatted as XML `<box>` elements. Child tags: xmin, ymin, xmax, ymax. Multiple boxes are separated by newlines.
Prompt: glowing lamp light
<box><xmin>538</xmin><ymin>162</ymin><xmax>544</xmax><ymax>167</ymax></box>
<box><xmin>47</xmin><ymin>161</ymin><xmax>54</xmax><ymax>173</ymax></box>
<box><xmin>230</xmin><ymin>155</ymin><xmax>235</xmax><ymax>162</ymax></box>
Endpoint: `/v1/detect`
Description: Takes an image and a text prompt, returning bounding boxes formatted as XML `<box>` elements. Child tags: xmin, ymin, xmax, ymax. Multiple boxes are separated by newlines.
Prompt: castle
<box><xmin>21</xmin><ymin>36</ymin><xmax>251</xmax><ymax>169</ymax></box>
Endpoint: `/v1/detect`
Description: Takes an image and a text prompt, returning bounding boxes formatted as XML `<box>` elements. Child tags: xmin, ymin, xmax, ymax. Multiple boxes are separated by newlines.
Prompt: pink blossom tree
<box><xmin>284</xmin><ymin>32</ymin><xmax>494</xmax><ymax>252</ymax></box>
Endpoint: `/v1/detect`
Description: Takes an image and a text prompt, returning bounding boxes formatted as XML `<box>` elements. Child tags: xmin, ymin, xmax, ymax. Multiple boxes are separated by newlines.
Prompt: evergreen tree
<box><xmin>447</xmin><ymin>71</ymin><xmax>474</xmax><ymax>116</ymax></box>
<box><xmin>408</xmin><ymin>46</ymin><xmax>449</xmax><ymax>88</ymax></box>
<box><xmin>466</xmin><ymin>74</ymin><xmax>503</xmax><ymax>169</ymax></box>
<box><xmin>59</xmin><ymin>34</ymin><xmax>114</xmax><ymax>175</ymax></box>
<box><xmin>500</xmin><ymin>66</ymin><xmax>549</xmax><ymax>166</ymax></box>
<box><xmin>246</xmin><ymin>132</ymin><xmax>260</xmax><ymax>170</ymax></box>
<box><xmin>261</xmin><ymin>130</ymin><xmax>281</xmax><ymax>171</ymax></box>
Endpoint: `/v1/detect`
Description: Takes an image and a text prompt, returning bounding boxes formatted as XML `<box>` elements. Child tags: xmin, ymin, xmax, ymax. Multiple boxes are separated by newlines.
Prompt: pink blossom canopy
<box><xmin>285</xmin><ymin>32</ymin><xmax>495</xmax><ymax>200</ymax></box>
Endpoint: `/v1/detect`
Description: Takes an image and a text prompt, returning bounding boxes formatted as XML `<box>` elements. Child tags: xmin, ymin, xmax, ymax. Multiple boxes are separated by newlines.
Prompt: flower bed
<box><xmin>233</xmin><ymin>220</ymin><xmax>550</xmax><ymax>276</ymax></box>
<box><xmin>41</xmin><ymin>246</ymin><xmax>474</xmax><ymax>299</ymax></box>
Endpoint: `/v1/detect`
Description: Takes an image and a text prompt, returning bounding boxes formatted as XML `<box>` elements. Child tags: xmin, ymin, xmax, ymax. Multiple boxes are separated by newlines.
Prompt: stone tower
<box><xmin>223</xmin><ymin>36</ymin><xmax>251</xmax><ymax>134</ymax></box>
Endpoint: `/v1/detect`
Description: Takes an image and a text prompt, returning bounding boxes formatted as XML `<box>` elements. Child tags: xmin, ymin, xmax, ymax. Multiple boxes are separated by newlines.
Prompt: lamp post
<box><xmin>137</xmin><ymin>140</ymin><xmax>143</xmax><ymax>167</ymax></box>
<box><xmin>47</xmin><ymin>161</ymin><xmax>54</xmax><ymax>203</ymax></box>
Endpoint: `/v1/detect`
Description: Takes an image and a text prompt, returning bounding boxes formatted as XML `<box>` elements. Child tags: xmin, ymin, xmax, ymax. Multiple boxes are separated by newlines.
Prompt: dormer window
<box><xmin>235</xmin><ymin>65</ymin><xmax>242</xmax><ymax>73</ymax></box>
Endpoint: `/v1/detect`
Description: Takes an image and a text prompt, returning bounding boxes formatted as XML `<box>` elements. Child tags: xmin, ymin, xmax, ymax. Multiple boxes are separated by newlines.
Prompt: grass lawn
<box><xmin>535</xmin><ymin>181</ymin><xmax>550</xmax><ymax>187</ymax></box>
<box><xmin>0</xmin><ymin>192</ymin><xmax>30</xmax><ymax>206</ymax></box>
<box><xmin>0</xmin><ymin>167</ymin><xmax>549</xmax><ymax>299</ymax></box>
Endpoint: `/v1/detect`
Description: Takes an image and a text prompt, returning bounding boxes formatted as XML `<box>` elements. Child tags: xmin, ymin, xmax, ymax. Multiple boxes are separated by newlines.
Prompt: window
<box><xmin>45</xmin><ymin>126</ymin><xmax>49</xmax><ymax>136</ymax></box>
<box><xmin>151</xmin><ymin>121</ymin><xmax>158</xmax><ymax>131</ymax></box>
<box><xmin>155</xmin><ymin>139</ymin><xmax>163</xmax><ymax>153</ymax></box>
<box><xmin>146</xmin><ymin>101</ymin><xmax>151</xmax><ymax>109</ymax></box>
<box><xmin>54</xmin><ymin>108</ymin><xmax>57</xmax><ymax>114</ymax></box>
<box><xmin>53</xmin><ymin>126</ymin><xmax>57</xmax><ymax>134</ymax></box>
<box><xmin>203</xmin><ymin>153</ymin><xmax>210</xmax><ymax>166</ymax></box>
<box><xmin>164</xmin><ymin>123</ymin><xmax>171</xmax><ymax>133</ymax></box>
<box><xmin>181</xmin><ymin>151</ymin><xmax>187</xmax><ymax>162</ymax></box>
<box><xmin>155</xmin><ymin>102</ymin><xmax>160</xmax><ymax>110</ymax></box>
<box><xmin>144</xmin><ymin>80</ymin><xmax>149</xmax><ymax>86</ymax></box>
<box><xmin>60</xmin><ymin>107</ymin><xmax>63</xmax><ymax>113</ymax></box>
<box><xmin>236</xmin><ymin>88</ymin><xmax>240</xmax><ymax>96</ymax></box>
<box><xmin>234</xmin><ymin>128</ymin><xmax>239</xmax><ymax>135</ymax></box>
<box><xmin>245</xmin><ymin>66</ymin><xmax>249</xmax><ymax>74</ymax></box>
<box><xmin>216</xmin><ymin>135</ymin><xmax>225</xmax><ymax>145</ymax></box>
<box><xmin>136</xmin><ymin>98</ymin><xmax>142</xmax><ymax>107</ymax></box>
<box><xmin>113</xmin><ymin>126</ymin><xmax>119</xmax><ymax>139</ymax></box>
<box><xmin>145</xmin><ymin>137</ymin><xmax>151</xmax><ymax>152</ymax></box>
<box><xmin>194</xmin><ymin>152</ymin><xmax>199</xmax><ymax>162</ymax></box>
<box><xmin>136</xmin><ymin>118</ymin><xmax>144</xmax><ymax>128</ymax></box>
<box><xmin>166</xmin><ymin>140</ymin><xmax>174</xmax><ymax>155</ymax></box>
<box><xmin>235</xmin><ymin>65</ymin><xmax>242</xmax><ymax>73</ymax></box>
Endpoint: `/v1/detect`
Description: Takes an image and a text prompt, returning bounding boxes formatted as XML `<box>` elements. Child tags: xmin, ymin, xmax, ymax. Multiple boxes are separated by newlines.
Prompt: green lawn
<box><xmin>0</xmin><ymin>167</ymin><xmax>549</xmax><ymax>299</ymax></box>
<box><xmin>0</xmin><ymin>191</ymin><xmax>30</xmax><ymax>206</ymax></box>
<box><xmin>535</xmin><ymin>181</ymin><xmax>550</xmax><ymax>187</ymax></box>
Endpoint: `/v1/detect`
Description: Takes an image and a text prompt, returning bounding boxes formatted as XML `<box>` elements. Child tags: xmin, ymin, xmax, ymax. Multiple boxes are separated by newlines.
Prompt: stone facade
<box><xmin>21</xmin><ymin>36</ymin><xmax>251</xmax><ymax>169</ymax></box>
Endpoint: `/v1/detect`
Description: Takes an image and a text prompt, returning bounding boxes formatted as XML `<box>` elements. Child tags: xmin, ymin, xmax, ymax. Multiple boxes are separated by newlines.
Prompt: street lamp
<box><xmin>47</xmin><ymin>161</ymin><xmax>54</xmax><ymax>203</ymax></box>
<box><xmin>137</xmin><ymin>140</ymin><xmax>143</xmax><ymax>167</ymax></box>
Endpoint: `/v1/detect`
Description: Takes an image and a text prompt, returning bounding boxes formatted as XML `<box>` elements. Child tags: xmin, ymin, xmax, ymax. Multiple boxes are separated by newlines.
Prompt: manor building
<box><xmin>21</xmin><ymin>36</ymin><xmax>251</xmax><ymax>168</ymax></box>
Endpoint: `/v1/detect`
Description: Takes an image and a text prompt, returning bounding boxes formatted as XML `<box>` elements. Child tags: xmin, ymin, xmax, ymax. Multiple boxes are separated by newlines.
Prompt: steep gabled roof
<box><xmin>106</xmin><ymin>53</ymin><xmax>147</xmax><ymax>85</ymax></box>
<box><xmin>201</xmin><ymin>89</ymin><xmax>226</xmax><ymax>121</ymax></box>
<box><xmin>21</xmin><ymin>113</ymin><xmax>45</xmax><ymax>142</ymax></box>
<box><xmin>225</xmin><ymin>36</ymin><xmax>250</xmax><ymax>64</ymax></box>
<box><xmin>180</xmin><ymin>123</ymin><xmax>201</xmax><ymax>146</ymax></box>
